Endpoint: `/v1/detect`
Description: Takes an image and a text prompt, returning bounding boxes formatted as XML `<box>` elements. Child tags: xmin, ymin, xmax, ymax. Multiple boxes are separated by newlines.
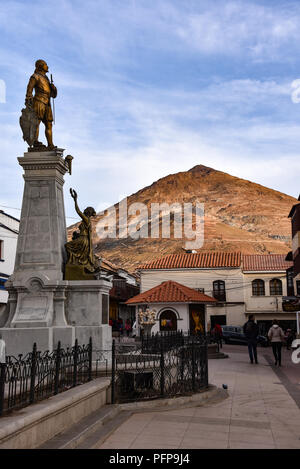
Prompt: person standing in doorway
<box><xmin>268</xmin><ymin>319</ymin><xmax>285</xmax><ymax>366</ymax></box>
<box><xmin>243</xmin><ymin>314</ymin><xmax>259</xmax><ymax>364</ymax></box>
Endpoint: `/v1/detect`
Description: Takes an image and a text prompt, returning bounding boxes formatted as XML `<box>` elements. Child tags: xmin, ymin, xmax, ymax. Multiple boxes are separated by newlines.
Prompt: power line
<box><xmin>0</xmin><ymin>204</ymin><xmax>78</xmax><ymax>220</ymax></box>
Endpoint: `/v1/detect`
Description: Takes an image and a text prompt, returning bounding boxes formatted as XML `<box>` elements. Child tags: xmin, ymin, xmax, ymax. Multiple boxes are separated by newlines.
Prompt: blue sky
<box><xmin>1</xmin><ymin>0</ymin><xmax>300</xmax><ymax>222</ymax></box>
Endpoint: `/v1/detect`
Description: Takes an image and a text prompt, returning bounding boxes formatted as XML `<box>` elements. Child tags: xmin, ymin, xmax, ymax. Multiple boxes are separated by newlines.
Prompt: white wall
<box><xmin>140</xmin><ymin>268</ymin><xmax>246</xmax><ymax>326</ymax></box>
<box><xmin>243</xmin><ymin>272</ymin><xmax>287</xmax><ymax>314</ymax></box>
<box><xmin>0</xmin><ymin>215</ymin><xmax>19</xmax><ymax>304</ymax></box>
<box><xmin>147</xmin><ymin>303</ymin><xmax>189</xmax><ymax>334</ymax></box>
<box><xmin>0</xmin><ymin>212</ymin><xmax>19</xmax><ymax>232</ymax></box>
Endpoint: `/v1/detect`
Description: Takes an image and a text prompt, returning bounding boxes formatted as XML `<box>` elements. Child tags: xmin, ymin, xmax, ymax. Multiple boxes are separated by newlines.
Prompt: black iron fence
<box><xmin>0</xmin><ymin>332</ymin><xmax>209</xmax><ymax>414</ymax></box>
<box><xmin>141</xmin><ymin>330</ymin><xmax>185</xmax><ymax>353</ymax></box>
<box><xmin>111</xmin><ymin>332</ymin><xmax>208</xmax><ymax>403</ymax></box>
<box><xmin>0</xmin><ymin>338</ymin><xmax>92</xmax><ymax>416</ymax></box>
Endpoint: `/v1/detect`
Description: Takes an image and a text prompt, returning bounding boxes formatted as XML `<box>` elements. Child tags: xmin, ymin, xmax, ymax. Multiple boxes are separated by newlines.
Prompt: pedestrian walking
<box><xmin>243</xmin><ymin>314</ymin><xmax>259</xmax><ymax>364</ymax></box>
<box><xmin>268</xmin><ymin>319</ymin><xmax>285</xmax><ymax>366</ymax></box>
<box><xmin>212</xmin><ymin>323</ymin><xmax>223</xmax><ymax>349</ymax></box>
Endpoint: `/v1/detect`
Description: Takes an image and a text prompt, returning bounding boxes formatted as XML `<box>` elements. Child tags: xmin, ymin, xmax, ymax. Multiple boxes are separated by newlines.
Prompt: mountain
<box><xmin>67</xmin><ymin>164</ymin><xmax>297</xmax><ymax>272</ymax></box>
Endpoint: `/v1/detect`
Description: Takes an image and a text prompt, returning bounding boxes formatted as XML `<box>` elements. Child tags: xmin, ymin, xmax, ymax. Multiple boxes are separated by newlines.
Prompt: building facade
<box><xmin>288</xmin><ymin>198</ymin><xmax>300</xmax><ymax>290</ymax></box>
<box><xmin>242</xmin><ymin>254</ymin><xmax>294</xmax><ymax>334</ymax></box>
<box><xmin>0</xmin><ymin>211</ymin><xmax>19</xmax><ymax>319</ymax></box>
<box><xmin>101</xmin><ymin>258</ymin><xmax>139</xmax><ymax>331</ymax></box>
<box><xmin>126</xmin><ymin>279</ymin><xmax>217</xmax><ymax>335</ymax></box>
<box><xmin>135</xmin><ymin>252</ymin><xmax>295</xmax><ymax>334</ymax></box>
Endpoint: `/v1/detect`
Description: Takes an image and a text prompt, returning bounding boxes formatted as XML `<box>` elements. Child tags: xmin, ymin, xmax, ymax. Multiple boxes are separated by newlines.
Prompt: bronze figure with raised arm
<box><xmin>65</xmin><ymin>188</ymin><xmax>99</xmax><ymax>278</ymax></box>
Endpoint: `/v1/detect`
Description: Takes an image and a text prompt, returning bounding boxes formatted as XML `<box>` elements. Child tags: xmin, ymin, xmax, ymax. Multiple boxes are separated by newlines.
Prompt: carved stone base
<box><xmin>0</xmin><ymin>326</ymin><xmax>75</xmax><ymax>356</ymax></box>
<box><xmin>65</xmin><ymin>264</ymin><xmax>97</xmax><ymax>281</ymax></box>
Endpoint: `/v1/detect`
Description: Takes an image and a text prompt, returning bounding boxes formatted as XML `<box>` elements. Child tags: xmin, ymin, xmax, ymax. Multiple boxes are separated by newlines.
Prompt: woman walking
<box><xmin>268</xmin><ymin>319</ymin><xmax>285</xmax><ymax>366</ymax></box>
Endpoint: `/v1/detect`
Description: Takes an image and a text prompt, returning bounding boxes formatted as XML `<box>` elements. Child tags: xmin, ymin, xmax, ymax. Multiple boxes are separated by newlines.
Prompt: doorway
<box><xmin>159</xmin><ymin>310</ymin><xmax>178</xmax><ymax>331</ymax></box>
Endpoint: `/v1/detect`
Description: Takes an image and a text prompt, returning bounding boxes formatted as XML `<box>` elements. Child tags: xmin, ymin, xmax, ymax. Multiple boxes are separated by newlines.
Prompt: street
<box><xmin>97</xmin><ymin>343</ymin><xmax>300</xmax><ymax>449</ymax></box>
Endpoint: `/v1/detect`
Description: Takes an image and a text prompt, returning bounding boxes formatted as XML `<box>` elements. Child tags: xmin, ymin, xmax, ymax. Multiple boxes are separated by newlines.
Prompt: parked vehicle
<box><xmin>221</xmin><ymin>325</ymin><xmax>268</xmax><ymax>347</ymax></box>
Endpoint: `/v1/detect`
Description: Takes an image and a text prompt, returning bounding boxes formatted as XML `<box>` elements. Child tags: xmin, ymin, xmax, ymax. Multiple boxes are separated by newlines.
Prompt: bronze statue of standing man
<box><xmin>20</xmin><ymin>59</ymin><xmax>57</xmax><ymax>150</ymax></box>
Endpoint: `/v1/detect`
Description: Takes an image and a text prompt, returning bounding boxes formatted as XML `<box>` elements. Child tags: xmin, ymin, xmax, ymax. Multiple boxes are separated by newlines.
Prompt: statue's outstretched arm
<box><xmin>70</xmin><ymin>188</ymin><xmax>88</xmax><ymax>224</ymax></box>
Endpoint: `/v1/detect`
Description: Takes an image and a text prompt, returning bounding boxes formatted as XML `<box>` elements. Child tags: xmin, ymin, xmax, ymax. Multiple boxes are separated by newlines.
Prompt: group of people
<box><xmin>209</xmin><ymin>316</ymin><xmax>295</xmax><ymax>366</ymax></box>
<box><xmin>243</xmin><ymin>314</ymin><xmax>295</xmax><ymax>366</ymax></box>
<box><xmin>109</xmin><ymin>317</ymin><xmax>133</xmax><ymax>337</ymax></box>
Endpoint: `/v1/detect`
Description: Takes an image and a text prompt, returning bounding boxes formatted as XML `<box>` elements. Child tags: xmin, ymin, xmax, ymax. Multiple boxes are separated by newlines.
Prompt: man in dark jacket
<box><xmin>243</xmin><ymin>314</ymin><xmax>259</xmax><ymax>364</ymax></box>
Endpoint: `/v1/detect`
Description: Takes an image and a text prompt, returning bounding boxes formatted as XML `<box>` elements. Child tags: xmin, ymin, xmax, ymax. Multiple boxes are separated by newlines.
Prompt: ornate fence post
<box><xmin>204</xmin><ymin>336</ymin><xmax>209</xmax><ymax>387</ymax></box>
<box><xmin>111</xmin><ymin>340</ymin><xmax>115</xmax><ymax>404</ymax></box>
<box><xmin>29</xmin><ymin>343</ymin><xmax>37</xmax><ymax>404</ymax></box>
<box><xmin>191</xmin><ymin>336</ymin><xmax>196</xmax><ymax>393</ymax></box>
<box><xmin>54</xmin><ymin>341</ymin><xmax>61</xmax><ymax>395</ymax></box>
<box><xmin>88</xmin><ymin>337</ymin><xmax>92</xmax><ymax>382</ymax></box>
<box><xmin>0</xmin><ymin>362</ymin><xmax>6</xmax><ymax>416</ymax></box>
<box><xmin>73</xmin><ymin>339</ymin><xmax>79</xmax><ymax>387</ymax></box>
<box><xmin>160</xmin><ymin>339</ymin><xmax>165</xmax><ymax>397</ymax></box>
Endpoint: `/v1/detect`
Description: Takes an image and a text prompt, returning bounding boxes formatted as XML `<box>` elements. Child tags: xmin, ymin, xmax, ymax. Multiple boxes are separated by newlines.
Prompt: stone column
<box><xmin>14</xmin><ymin>148</ymin><xmax>68</xmax><ymax>282</ymax></box>
<box><xmin>0</xmin><ymin>149</ymin><xmax>73</xmax><ymax>354</ymax></box>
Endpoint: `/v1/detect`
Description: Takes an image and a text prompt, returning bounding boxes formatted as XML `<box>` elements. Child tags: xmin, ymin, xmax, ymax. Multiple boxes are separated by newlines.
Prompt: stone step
<box><xmin>77</xmin><ymin>411</ymin><xmax>132</xmax><ymax>449</ymax></box>
<box><xmin>38</xmin><ymin>404</ymin><xmax>126</xmax><ymax>449</ymax></box>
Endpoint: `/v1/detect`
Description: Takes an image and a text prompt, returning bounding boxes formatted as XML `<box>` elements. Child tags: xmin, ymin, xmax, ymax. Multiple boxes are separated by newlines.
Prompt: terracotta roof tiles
<box><xmin>126</xmin><ymin>280</ymin><xmax>217</xmax><ymax>305</ymax></box>
<box><xmin>138</xmin><ymin>252</ymin><xmax>242</xmax><ymax>270</ymax></box>
<box><xmin>242</xmin><ymin>254</ymin><xmax>292</xmax><ymax>272</ymax></box>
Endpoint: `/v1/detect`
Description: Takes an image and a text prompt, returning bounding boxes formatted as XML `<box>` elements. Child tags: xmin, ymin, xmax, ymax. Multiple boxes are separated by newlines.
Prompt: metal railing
<box><xmin>111</xmin><ymin>332</ymin><xmax>208</xmax><ymax>403</ymax></box>
<box><xmin>0</xmin><ymin>338</ymin><xmax>92</xmax><ymax>416</ymax></box>
<box><xmin>0</xmin><ymin>332</ymin><xmax>209</xmax><ymax>414</ymax></box>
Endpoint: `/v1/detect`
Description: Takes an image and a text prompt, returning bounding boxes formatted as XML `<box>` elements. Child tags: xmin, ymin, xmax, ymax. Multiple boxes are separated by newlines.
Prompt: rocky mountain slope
<box><xmin>67</xmin><ymin>165</ymin><xmax>296</xmax><ymax>272</ymax></box>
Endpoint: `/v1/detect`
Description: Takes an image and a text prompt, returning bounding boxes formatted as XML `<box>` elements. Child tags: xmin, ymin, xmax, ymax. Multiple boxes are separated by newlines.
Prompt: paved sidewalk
<box><xmin>97</xmin><ymin>345</ymin><xmax>300</xmax><ymax>449</ymax></box>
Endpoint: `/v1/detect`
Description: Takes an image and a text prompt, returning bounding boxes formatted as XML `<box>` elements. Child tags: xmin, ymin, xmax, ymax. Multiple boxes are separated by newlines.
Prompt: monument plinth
<box><xmin>1</xmin><ymin>150</ymin><xmax>112</xmax><ymax>355</ymax></box>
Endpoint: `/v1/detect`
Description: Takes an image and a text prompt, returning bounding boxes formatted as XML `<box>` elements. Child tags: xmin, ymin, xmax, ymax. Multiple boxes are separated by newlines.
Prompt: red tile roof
<box><xmin>242</xmin><ymin>254</ymin><xmax>292</xmax><ymax>272</ymax></box>
<box><xmin>138</xmin><ymin>252</ymin><xmax>242</xmax><ymax>270</ymax></box>
<box><xmin>126</xmin><ymin>280</ymin><xmax>217</xmax><ymax>305</ymax></box>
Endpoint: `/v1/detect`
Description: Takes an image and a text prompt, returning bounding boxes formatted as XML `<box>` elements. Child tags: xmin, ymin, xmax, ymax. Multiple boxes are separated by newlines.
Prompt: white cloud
<box><xmin>174</xmin><ymin>1</ymin><xmax>300</xmax><ymax>61</ymax></box>
<box><xmin>1</xmin><ymin>0</ymin><xmax>300</xmax><ymax>221</ymax></box>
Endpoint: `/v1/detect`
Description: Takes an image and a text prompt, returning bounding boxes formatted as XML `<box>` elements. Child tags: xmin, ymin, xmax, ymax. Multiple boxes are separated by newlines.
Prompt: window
<box><xmin>270</xmin><ymin>278</ymin><xmax>283</xmax><ymax>296</ymax></box>
<box><xmin>213</xmin><ymin>280</ymin><xmax>226</xmax><ymax>301</ymax></box>
<box><xmin>286</xmin><ymin>267</ymin><xmax>294</xmax><ymax>296</ymax></box>
<box><xmin>252</xmin><ymin>279</ymin><xmax>265</xmax><ymax>296</ymax></box>
<box><xmin>0</xmin><ymin>278</ymin><xmax>7</xmax><ymax>290</ymax></box>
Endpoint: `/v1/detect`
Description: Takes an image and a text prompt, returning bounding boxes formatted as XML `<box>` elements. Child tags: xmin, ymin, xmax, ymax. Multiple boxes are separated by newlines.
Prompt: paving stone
<box><xmin>95</xmin><ymin>346</ymin><xmax>300</xmax><ymax>450</ymax></box>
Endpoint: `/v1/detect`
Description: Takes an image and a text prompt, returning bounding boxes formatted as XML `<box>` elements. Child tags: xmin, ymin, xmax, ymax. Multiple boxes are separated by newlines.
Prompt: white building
<box><xmin>0</xmin><ymin>210</ymin><xmax>19</xmax><ymax>317</ymax></box>
<box><xmin>131</xmin><ymin>252</ymin><xmax>295</xmax><ymax>334</ymax></box>
<box><xmin>126</xmin><ymin>279</ymin><xmax>217</xmax><ymax>335</ymax></box>
<box><xmin>242</xmin><ymin>254</ymin><xmax>295</xmax><ymax>334</ymax></box>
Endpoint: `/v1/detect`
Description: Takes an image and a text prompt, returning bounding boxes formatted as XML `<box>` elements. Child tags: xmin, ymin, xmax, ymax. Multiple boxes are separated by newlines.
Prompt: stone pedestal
<box><xmin>14</xmin><ymin>149</ymin><xmax>68</xmax><ymax>282</ymax></box>
<box><xmin>0</xmin><ymin>149</ymin><xmax>112</xmax><ymax>356</ymax></box>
